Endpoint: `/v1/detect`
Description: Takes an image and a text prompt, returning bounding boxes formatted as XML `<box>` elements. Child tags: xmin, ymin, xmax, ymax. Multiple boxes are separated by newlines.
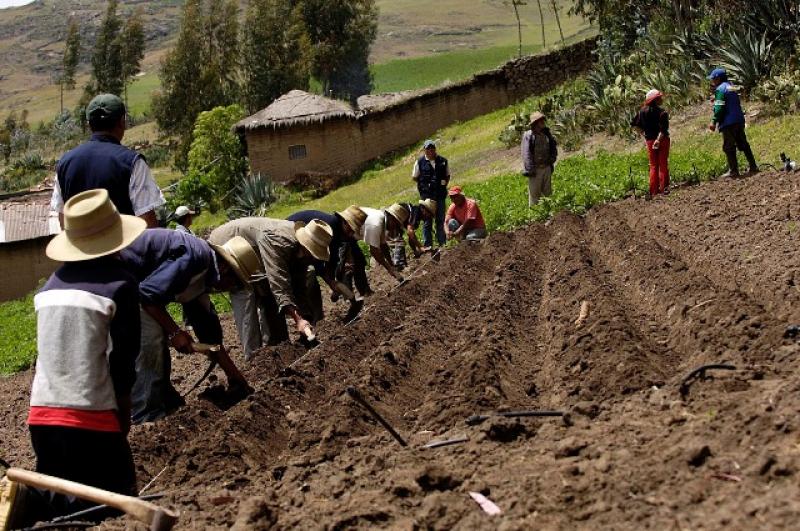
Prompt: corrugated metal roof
<box><xmin>0</xmin><ymin>195</ymin><xmax>60</xmax><ymax>244</ymax></box>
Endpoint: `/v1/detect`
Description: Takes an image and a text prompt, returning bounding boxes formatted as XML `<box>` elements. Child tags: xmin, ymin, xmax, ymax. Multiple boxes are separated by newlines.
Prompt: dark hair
<box><xmin>89</xmin><ymin>108</ymin><xmax>125</xmax><ymax>132</ymax></box>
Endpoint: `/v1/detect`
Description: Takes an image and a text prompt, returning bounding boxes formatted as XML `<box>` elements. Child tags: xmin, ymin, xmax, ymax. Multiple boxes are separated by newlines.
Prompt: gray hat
<box><xmin>423</xmin><ymin>139</ymin><xmax>436</xmax><ymax>149</ymax></box>
<box><xmin>86</xmin><ymin>94</ymin><xmax>126</xmax><ymax>121</ymax></box>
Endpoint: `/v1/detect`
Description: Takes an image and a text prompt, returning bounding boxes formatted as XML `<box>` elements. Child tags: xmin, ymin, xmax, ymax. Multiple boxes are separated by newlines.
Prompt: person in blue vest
<box><xmin>411</xmin><ymin>139</ymin><xmax>450</xmax><ymax>250</ymax></box>
<box><xmin>51</xmin><ymin>94</ymin><xmax>165</xmax><ymax>228</ymax></box>
<box><xmin>707</xmin><ymin>68</ymin><xmax>759</xmax><ymax>177</ymax></box>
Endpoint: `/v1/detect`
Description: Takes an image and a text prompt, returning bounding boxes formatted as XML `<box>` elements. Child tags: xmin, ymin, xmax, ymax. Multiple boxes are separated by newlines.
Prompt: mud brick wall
<box><xmin>245</xmin><ymin>37</ymin><xmax>597</xmax><ymax>183</ymax></box>
<box><xmin>0</xmin><ymin>238</ymin><xmax>56</xmax><ymax>301</ymax></box>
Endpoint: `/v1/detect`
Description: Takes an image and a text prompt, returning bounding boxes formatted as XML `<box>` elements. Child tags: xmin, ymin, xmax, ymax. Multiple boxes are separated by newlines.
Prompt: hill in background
<box><xmin>0</xmin><ymin>0</ymin><xmax>590</xmax><ymax>123</ymax></box>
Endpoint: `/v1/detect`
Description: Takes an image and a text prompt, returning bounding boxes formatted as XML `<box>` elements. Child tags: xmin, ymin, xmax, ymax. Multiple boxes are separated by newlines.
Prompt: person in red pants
<box><xmin>632</xmin><ymin>89</ymin><xmax>671</xmax><ymax>197</ymax></box>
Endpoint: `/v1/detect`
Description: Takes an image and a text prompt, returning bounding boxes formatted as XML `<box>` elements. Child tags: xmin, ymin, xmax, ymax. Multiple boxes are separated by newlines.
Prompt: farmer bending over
<box><xmin>120</xmin><ymin>228</ymin><xmax>251</xmax><ymax>423</ymax></box>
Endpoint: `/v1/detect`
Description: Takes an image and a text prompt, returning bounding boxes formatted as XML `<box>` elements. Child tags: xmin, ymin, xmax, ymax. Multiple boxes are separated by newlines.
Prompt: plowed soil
<box><xmin>4</xmin><ymin>171</ymin><xmax>800</xmax><ymax>529</ymax></box>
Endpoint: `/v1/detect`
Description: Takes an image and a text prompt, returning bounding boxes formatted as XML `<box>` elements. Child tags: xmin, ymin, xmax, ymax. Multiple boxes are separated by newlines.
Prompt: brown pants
<box><xmin>528</xmin><ymin>166</ymin><xmax>553</xmax><ymax>206</ymax></box>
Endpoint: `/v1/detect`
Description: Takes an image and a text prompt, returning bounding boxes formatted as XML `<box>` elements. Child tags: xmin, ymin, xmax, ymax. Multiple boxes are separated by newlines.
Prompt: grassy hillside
<box><xmin>0</xmin><ymin>0</ymin><xmax>589</xmax><ymax>125</ymax></box>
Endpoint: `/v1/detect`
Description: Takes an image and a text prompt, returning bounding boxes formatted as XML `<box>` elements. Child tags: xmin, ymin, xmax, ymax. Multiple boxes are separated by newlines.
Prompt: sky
<box><xmin>0</xmin><ymin>0</ymin><xmax>36</xmax><ymax>8</ymax></box>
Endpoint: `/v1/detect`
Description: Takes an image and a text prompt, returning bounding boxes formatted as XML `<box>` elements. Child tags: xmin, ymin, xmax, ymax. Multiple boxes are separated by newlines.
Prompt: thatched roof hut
<box><xmin>235</xmin><ymin>90</ymin><xmax>356</xmax><ymax>131</ymax></box>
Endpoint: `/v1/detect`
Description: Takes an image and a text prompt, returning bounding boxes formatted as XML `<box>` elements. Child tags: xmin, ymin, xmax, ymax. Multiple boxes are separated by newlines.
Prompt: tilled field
<box><xmin>3</xmin><ymin>171</ymin><xmax>800</xmax><ymax>529</ymax></box>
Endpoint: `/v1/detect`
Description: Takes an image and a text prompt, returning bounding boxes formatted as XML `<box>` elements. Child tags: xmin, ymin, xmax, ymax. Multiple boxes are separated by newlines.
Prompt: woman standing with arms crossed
<box><xmin>632</xmin><ymin>89</ymin><xmax>671</xmax><ymax>197</ymax></box>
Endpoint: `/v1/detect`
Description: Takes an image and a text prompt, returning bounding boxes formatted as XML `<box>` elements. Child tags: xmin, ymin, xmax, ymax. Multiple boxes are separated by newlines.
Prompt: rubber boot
<box><xmin>723</xmin><ymin>150</ymin><xmax>739</xmax><ymax>178</ymax></box>
<box><xmin>743</xmin><ymin>145</ymin><xmax>759</xmax><ymax>174</ymax></box>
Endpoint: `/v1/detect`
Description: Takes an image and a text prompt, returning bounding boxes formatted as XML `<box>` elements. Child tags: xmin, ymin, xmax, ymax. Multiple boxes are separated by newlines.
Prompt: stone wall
<box><xmin>245</xmin><ymin>37</ymin><xmax>598</xmax><ymax>183</ymax></box>
<box><xmin>0</xmin><ymin>237</ymin><xmax>55</xmax><ymax>301</ymax></box>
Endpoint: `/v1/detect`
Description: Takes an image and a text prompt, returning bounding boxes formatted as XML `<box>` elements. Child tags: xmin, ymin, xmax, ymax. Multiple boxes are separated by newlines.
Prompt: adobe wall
<box><xmin>246</xmin><ymin>37</ymin><xmax>598</xmax><ymax>182</ymax></box>
<box><xmin>0</xmin><ymin>238</ymin><xmax>56</xmax><ymax>302</ymax></box>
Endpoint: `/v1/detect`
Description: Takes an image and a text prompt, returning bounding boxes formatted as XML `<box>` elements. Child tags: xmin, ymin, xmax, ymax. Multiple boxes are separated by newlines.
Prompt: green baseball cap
<box><xmin>86</xmin><ymin>94</ymin><xmax>125</xmax><ymax>121</ymax></box>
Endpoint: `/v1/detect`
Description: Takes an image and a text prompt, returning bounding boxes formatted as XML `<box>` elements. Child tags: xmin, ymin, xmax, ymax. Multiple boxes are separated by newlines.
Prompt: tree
<box><xmin>550</xmin><ymin>0</ymin><xmax>566</xmax><ymax>45</ymax></box>
<box><xmin>60</xmin><ymin>20</ymin><xmax>81</xmax><ymax>114</ymax></box>
<box><xmin>535</xmin><ymin>0</ymin><xmax>546</xmax><ymax>48</ymax></box>
<box><xmin>120</xmin><ymin>8</ymin><xmax>145</xmax><ymax>107</ymax></box>
<box><xmin>174</xmin><ymin>105</ymin><xmax>248</xmax><ymax>211</ymax></box>
<box><xmin>152</xmin><ymin>0</ymin><xmax>240</xmax><ymax>169</ymax></box>
<box><xmin>87</xmin><ymin>0</ymin><xmax>124</xmax><ymax>96</ymax></box>
<box><xmin>242</xmin><ymin>0</ymin><xmax>311</xmax><ymax>113</ymax></box>
<box><xmin>301</xmin><ymin>0</ymin><xmax>378</xmax><ymax>102</ymax></box>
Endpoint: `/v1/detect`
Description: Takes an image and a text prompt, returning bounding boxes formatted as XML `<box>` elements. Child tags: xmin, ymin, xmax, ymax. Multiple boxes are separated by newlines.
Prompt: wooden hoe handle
<box><xmin>6</xmin><ymin>468</ymin><xmax>178</xmax><ymax>530</ymax></box>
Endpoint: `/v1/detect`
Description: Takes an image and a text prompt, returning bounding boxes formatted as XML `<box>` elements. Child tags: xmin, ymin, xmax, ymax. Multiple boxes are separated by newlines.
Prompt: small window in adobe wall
<box><xmin>289</xmin><ymin>144</ymin><xmax>307</xmax><ymax>160</ymax></box>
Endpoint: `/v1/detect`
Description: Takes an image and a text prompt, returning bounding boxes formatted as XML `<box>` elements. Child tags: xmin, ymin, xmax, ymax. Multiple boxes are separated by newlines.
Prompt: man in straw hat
<box><xmin>521</xmin><ymin>111</ymin><xmax>558</xmax><ymax>206</ymax></box>
<box><xmin>208</xmin><ymin>218</ymin><xmax>334</xmax><ymax>360</ymax></box>
<box><xmin>356</xmin><ymin>204</ymin><xmax>409</xmax><ymax>283</ymax></box>
<box><xmin>412</xmin><ymin>139</ymin><xmax>449</xmax><ymax>250</ymax></box>
<box><xmin>51</xmin><ymin>94</ymin><xmax>164</xmax><ymax>228</ymax></box>
<box><xmin>288</xmin><ymin>206</ymin><xmax>371</xmax><ymax>319</ymax></box>
<box><xmin>15</xmin><ymin>189</ymin><xmax>146</xmax><ymax>525</ymax></box>
<box><xmin>119</xmin><ymin>228</ymin><xmax>251</xmax><ymax>423</ymax></box>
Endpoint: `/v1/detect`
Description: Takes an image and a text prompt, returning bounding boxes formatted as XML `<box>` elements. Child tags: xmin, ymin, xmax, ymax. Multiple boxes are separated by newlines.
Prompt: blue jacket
<box><xmin>119</xmin><ymin>229</ymin><xmax>219</xmax><ymax>306</ymax></box>
<box><xmin>713</xmin><ymin>82</ymin><xmax>746</xmax><ymax>131</ymax></box>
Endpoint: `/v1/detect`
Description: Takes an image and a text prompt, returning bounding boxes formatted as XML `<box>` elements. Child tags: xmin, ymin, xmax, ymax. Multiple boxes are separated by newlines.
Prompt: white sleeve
<box><xmin>50</xmin><ymin>179</ymin><xmax>64</xmax><ymax>213</ymax></box>
<box><xmin>362</xmin><ymin>214</ymin><xmax>385</xmax><ymax>248</ymax></box>
<box><xmin>129</xmin><ymin>158</ymin><xmax>166</xmax><ymax>216</ymax></box>
<box><xmin>411</xmin><ymin>160</ymin><xmax>420</xmax><ymax>179</ymax></box>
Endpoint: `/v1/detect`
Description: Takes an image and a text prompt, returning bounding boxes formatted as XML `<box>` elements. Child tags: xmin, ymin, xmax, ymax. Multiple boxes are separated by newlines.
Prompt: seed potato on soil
<box><xmin>3</xmin><ymin>171</ymin><xmax>800</xmax><ymax>529</ymax></box>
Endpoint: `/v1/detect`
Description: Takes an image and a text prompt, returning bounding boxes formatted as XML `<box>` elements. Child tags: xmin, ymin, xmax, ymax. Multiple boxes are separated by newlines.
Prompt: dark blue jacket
<box><xmin>56</xmin><ymin>133</ymin><xmax>140</xmax><ymax>215</ymax></box>
<box><xmin>416</xmin><ymin>155</ymin><xmax>449</xmax><ymax>200</ymax></box>
<box><xmin>119</xmin><ymin>229</ymin><xmax>218</xmax><ymax>306</ymax></box>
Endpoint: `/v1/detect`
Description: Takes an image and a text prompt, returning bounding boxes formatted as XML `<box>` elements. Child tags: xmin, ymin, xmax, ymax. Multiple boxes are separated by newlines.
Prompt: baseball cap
<box><xmin>175</xmin><ymin>206</ymin><xmax>196</xmax><ymax>218</ymax></box>
<box><xmin>707</xmin><ymin>68</ymin><xmax>727</xmax><ymax>80</ymax></box>
<box><xmin>423</xmin><ymin>139</ymin><xmax>436</xmax><ymax>149</ymax></box>
<box><xmin>448</xmin><ymin>186</ymin><xmax>463</xmax><ymax>197</ymax></box>
<box><xmin>86</xmin><ymin>94</ymin><xmax>126</xmax><ymax>121</ymax></box>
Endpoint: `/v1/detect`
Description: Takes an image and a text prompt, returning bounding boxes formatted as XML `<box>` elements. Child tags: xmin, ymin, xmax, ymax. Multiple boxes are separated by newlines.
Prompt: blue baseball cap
<box><xmin>707</xmin><ymin>68</ymin><xmax>727</xmax><ymax>80</ymax></box>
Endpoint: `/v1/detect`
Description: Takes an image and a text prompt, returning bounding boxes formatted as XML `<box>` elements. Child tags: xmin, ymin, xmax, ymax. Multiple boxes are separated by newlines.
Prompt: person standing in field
<box><xmin>51</xmin><ymin>94</ymin><xmax>164</xmax><ymax>228</ymax></box>
<box><xmin>411</xmin><ymin>139</ymin><xmax>449</xmax><ymax>250</ymax></box>
<box><xmin>631</xmin><ymin>89</ymin><xmax>671</xmax><ymax>197</ymax></box>
<box><xmin>10</xmin><ymin>190</ymin><xmax>145</xmax><ymax>526</ymax></box>
<box><xmin>521</xmin><ymin>112</ymin><xmax>558</xmax><ymax>206</ymax></box>
<box><xmin>707</xmin><ymin>68</ymin><xmax>759</xmax><ymax>177</ymax></box>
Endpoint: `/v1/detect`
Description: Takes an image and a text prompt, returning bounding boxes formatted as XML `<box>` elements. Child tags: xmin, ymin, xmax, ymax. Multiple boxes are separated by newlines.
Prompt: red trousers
<box><xmin>646</xmin><ymin>137</ymin><xmax>670</xmax><ymax>196</ymax></box>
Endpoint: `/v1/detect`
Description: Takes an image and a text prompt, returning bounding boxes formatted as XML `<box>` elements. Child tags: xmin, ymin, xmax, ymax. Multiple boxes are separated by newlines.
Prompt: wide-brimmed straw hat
<box><xmin>419</xmin><ymin>199</ymin><xmax>437</xmax><ymax>216</ymax></box>
<box><xmin>337</xmin><ymin>205</ymin><xmax>367</xmax><ymax>232</ymax></box>
<box><xmin>46</xmin><ymin>189</ymin><xmax>146</xmax><ymax>262</ymax></box>
<box><xmin>210</xmin><ymin>236</ymin><xmax>263</xmax><ymax>287</ymax></box>
<box><xmin>529</xmin><ymin>111</ymin><xmax>546</xmax><ymax>125</ymax></box>
<box><xmin>385</xmin><ymin>203</ymin><xmax>410</xmax><ymax>225</ymax></box>
<box><xmin>644</xmin><ymin>89</ymin><xmax>664</xmax><ymax>105</ymax></box>
<box><xmin>295</xmin><ymin>220</ymin><xmax>334</xmax><ymax>262</ymax></box>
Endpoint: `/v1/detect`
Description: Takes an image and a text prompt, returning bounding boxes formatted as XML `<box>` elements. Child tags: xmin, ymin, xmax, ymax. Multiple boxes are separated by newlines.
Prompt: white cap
<box><xmin>175</xmin><ymin>206</ymin><xmax>195</xmax><ymax>218</ymax></box>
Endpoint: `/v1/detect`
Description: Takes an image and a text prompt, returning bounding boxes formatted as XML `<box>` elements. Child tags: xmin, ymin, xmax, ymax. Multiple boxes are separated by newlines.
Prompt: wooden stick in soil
<box><xmin>346</xmin><ymin>387</ymin><xmax>408</xmax><ymax>447</ymax></box>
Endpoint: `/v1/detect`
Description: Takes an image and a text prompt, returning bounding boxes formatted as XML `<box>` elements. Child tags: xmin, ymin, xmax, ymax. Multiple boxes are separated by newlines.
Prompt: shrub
<box><xmin>754</xmin><ymin>70</ymin><xmax>800</xmax><ymax>114</ymax></box>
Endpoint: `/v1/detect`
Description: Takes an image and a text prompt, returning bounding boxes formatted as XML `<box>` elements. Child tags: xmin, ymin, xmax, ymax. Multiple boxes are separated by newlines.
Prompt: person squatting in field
<box><xmin>631</xmin><ymin>89</ymin><xmax>671</xmax><ymax>197</ymax></box>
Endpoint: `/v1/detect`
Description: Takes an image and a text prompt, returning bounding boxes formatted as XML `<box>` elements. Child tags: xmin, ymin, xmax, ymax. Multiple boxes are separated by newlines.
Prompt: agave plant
<box><xmin>229</xmin><ymin>173</ymin><xmax>278</xmax><ymax>219</ymax></box>
<box><xmin>718</xmin><ymin>30</ymin><xmax>774</xmax><ymax>93</ymax></box>
<box><xmin>743</xmin><ymin>0</ymin><xmax>800</xmax><ymax>42</ymax></box>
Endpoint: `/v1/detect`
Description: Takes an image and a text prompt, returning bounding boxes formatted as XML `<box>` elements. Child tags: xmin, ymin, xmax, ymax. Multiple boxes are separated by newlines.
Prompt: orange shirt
<box><xmin>446</xmin><ymin>198</ymin><xmax>485</xmax><ymax>229</ymax></box>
